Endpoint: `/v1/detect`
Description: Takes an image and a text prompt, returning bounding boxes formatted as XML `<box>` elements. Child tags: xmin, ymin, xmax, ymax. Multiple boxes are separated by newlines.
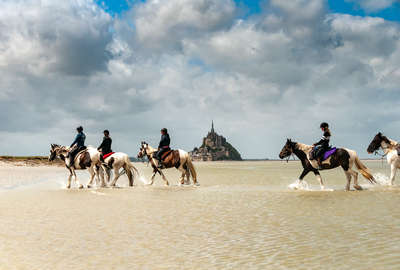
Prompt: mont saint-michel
<box><xmin>190</xmin><ymin>122</ymin><xmax>242</xmax><ymax>161</ymax></box>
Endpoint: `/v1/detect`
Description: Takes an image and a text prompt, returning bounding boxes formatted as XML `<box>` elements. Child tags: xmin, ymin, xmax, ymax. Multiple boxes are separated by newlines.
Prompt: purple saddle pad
<box><xmin>323</xmin><ymin>147</ymin><xmax>337</xmax><ymax>161</ymax></box>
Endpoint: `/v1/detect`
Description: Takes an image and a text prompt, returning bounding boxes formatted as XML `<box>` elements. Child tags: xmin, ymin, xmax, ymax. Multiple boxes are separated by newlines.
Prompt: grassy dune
<box><xmin>0</xmin><ymin>156</ymin><xmax>63</xmax><ymax>166</ymax></box>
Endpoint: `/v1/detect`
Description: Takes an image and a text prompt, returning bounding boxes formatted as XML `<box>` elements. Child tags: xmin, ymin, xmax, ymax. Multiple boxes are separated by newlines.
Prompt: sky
<box><xmin>0</xmin><ymin>0</ymin><xmax>399</xmax><ymax>159</ymax></box>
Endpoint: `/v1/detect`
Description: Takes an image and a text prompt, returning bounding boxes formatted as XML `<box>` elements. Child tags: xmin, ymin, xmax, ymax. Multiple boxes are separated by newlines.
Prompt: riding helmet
<box><xmin>320</xmin><ymin>122</ymin><xmax>329</xmax><ymax>129</ymax></box>
<box><xmin>103</xmin><ymin>129</ymin><xmax>110</xmax><ymax>135</ymax></box>
<box><xmin>161</xmin><ymin>128</ymin><xmax>168</xmax><ymax>133</ymax></box>
<box><xmin>77</xmin><ymin>126</ymin><xmax>83</xmax><ymax>132</ymax></box>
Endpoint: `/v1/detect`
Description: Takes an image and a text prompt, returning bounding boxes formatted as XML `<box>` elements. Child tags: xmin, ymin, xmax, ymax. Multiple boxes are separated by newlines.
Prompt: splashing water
<box><xmin>373</xmin><ymin>173</ymin><xmax>390</xmax><ymax>186</ymax></box>
<box><xmin>138</xmin><ymin>176</ymin><xmax>150</xmax><ymax>185</ymax></box>
<box><xmin>288</xmin><ymin>179</ymin><xmax>310</xmax><ymax>190</ymax></box>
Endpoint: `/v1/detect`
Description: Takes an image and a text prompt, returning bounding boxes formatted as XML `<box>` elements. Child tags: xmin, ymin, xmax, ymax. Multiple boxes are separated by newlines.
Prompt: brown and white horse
<box><xmin>279</xmin><ymin>139</ymin><xmax>376</xmax><ymax>191</ymax></box>
<box><xmin>48</xmin><ymin>144</ymin><xmax>105</xmax><ymax>189</ymax></box>
<box><xmin>367</xmin><ymin>132</ymin><xmax>400</xmax><ymax>185</ymax></box>
<box><xmin>137</xmin><ymin>142</ymin><xmax>198</xmax><ymax>186</ymax></box>
<box><xmin>100</xmin><ymin>152</ymin><xmax>140</xmax><ymax>187</ymax></box>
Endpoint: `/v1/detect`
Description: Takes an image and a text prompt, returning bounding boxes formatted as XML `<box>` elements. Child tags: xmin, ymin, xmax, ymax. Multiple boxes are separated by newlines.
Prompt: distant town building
<box><xmin>190</xmin><ymin>121</ymin><xmax>242</xmax><ymax>161</ymax></box>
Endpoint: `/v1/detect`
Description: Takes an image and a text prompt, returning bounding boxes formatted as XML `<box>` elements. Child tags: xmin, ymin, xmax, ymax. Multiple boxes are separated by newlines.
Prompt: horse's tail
<box><xmin>355</xmin><ymin>156</ymin><xmax>376</xmax><ymax>184</ymax></box>
<box><xmin>186</xmin><ymin>156</ymin><xmax>198</xmax><ymax>185</ymax></box>
<box><xmin>124</xmin><ymin>155</ymin><xmax>140</xmax><ymax>186</ymax></box>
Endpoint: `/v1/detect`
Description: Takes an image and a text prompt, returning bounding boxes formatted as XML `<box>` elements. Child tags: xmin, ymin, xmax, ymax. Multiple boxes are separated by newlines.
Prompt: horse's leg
<box><xmin>299</xmin><ymin>169</ymin><xmax>310</xmax><ymax>181</ymax></box>
<box><xmin>67</xmin><ymin>168</ymin><xmax>73</xmax><ymax>189</ymax></box>
<box><xmin>97</xmin><ymin>166</ymin><xmax>107</xmax><ymax>187</ymax></box>
<box><xmin>313</xmin><ymin>171</ymin><xmax>325</xmax><ymax>190</ymax></box>
<box><xmin>73</xmin><ymin>169</ymin><xmax>83</xmax><ymax>189</ymax></box>
<box><xmin>110</xmin><ymin>166</ymin><xmax>121</xmax><ymax>187</ymax></box>
<box><xmin>350</xmin><ymin>169</ymin><xmax>362</xmax><ymax>190</ymax></box>
<box><xmin>390</xmin><ymin>163</ymin><xmax>397</xmax><ymax>186</ymax></box>
<box><xmin>178</xmin><ymin>168</ymin><xmax>186</xmax><ymax>185</ymax></box>
<box><xmin>159</xmin><ymin>170</ymin><xmax>169</xmax><ymax>186</ymax></box>
<box><xmin>185</xmin><ymin>167</ymin><xmax>191</xmax><ymax>185</ymax></box>
<box><xmin>343</xmin><ymin>171</ymin><xmax>352</xmax><ymax>191</ymax></box>
<box><xmin>87</xmin><ymin>166</ymin><xmax>96</xmax><ymax>188</ymax></box>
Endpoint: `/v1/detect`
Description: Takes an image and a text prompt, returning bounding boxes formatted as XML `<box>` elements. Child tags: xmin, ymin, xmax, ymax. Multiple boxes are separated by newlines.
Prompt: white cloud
<box><xmin>0</xmin><ymin>0</ymin><xmax>399</xmax><ymax>158</ymax></box>
<box><xmin>347</xmin><ymin>0</ymin><xmax>398</xmax><ymax>12</ymax></box>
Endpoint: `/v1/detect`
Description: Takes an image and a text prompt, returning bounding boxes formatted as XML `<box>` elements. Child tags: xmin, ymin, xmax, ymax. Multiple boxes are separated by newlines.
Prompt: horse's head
<box><xmin>137</xmin><ymin>141</ymin><xmax>148</xmax><ymax>159</ymax></box>
<box><xmin>279</xmin><ymin>139</ymin><xmax>296</xmax><ymax>159</ymax></box>
<box><xmin>49</xmin><ymin>144</ymin><xmax>67</xmax><ymax>161</ymax></box>
<box><xmin>49</xmin><ymin>144</ymin><xmax>59</xmax><ymax>161</ymax></box>
<box><xmin>367</xmin><ymin>132</ymin><xmax>389</xmax><ymax>154</ymax></box>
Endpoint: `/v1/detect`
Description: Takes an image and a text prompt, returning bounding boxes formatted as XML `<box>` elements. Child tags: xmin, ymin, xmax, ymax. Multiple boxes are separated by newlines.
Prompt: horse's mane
<box><xmin>382</xmin><ymin>135</ymin><xmax>398</xmax><ymax>148</ymax></box>
<box><xmin>296</xmin><ymin>142</ymin><xmax>313</xmax><ymax>152</ymax></box>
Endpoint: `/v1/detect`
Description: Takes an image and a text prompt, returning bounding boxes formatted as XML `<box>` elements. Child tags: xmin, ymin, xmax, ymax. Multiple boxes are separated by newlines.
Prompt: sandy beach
<box><xmin>0</xmin><ymin>160</ymin><xmax>399</xmax><ymax>270</ymax></box>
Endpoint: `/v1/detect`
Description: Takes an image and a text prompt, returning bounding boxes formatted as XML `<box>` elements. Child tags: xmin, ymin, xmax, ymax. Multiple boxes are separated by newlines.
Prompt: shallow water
<box><xmin>0</xmin><ymin>161</ymin><xmax>399</xmax><ymax>269</ymax></box>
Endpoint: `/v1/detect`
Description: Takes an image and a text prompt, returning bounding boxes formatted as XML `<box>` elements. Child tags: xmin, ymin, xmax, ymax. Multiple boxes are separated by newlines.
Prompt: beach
<box><xmin>0</xmin><ymin>160</ymin><xmax>399</xmax><ymax>270</ymax></box>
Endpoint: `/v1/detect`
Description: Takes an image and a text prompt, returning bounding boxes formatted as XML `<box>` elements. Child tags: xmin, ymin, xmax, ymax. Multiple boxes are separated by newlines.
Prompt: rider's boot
<box><xmin>157</xmin><ymin>159</ymin><xmax>163</xmax><ymax>169</ymax></box>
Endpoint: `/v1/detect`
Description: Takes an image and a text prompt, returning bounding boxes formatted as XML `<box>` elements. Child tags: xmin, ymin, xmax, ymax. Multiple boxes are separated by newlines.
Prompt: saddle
<box><xmin>160</xmin><ymin>150</ymin><xmax>181</xmax><ymax>168</ymax></box>
<box><xmin>103</xmin><ymin>152</ymin><xmax>115</xmax><ymax>159</ymax></box>
<box><xmin>76</xmin><ymin>150</ymin><xmax>91</xmax><ymax>169</ymax></box>
<box><xmin>310</xmin><ymin>146</ymin><xmax>337</xmax><ymax>161</ymax></box>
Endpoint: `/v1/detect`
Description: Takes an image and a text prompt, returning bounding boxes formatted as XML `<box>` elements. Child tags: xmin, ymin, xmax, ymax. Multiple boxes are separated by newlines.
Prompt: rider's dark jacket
<box><xmin>314</xmin><ymin>130</ymin><xmax>331</xmax><ymax>150</ymax></box>
<box><xmin>71</xmin><ymin>132</ymin><xmax>86</xmax><ymax>148</ymax></box>
<box><xmin>98</xmin><ymin>136</ymin><xmax>112</xmax><ymax>155</ymax></box>
<box><xmin>158</xmin><ymin>134</ymin><xmax>171</xmax><ymax>149</ymax></box>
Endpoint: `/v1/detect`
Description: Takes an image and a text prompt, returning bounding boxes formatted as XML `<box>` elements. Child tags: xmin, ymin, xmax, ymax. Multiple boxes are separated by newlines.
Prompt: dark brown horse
<box><xmin>279</xmin><ymin>139</ymin><xmax>376</xmax><ymax>190</ymax></box>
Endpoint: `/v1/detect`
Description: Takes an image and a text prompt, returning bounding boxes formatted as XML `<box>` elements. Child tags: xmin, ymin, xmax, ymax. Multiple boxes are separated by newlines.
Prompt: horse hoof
<box><xmin>194</xmin><ymin>182</ymin><xmax>200</xmax><ymax>187</ymax></box>
<box><xmin>87</xmin><ymin>185</ymin><xmax>92</xmax><ymax>189</ymax></box>
<box><xmin>353</xmin><ymin>185</ymin><xmax>363</xmax><ymax>190</ymax></box>
<box><xmin>79</xmin><ymin>185</ymin><xmax>84</xmax><ymax>189</ymax></box>
<box><xmin>66</xmin><ymin>185</ymin><xmax>71</xmax><ymax>189</ymax></box>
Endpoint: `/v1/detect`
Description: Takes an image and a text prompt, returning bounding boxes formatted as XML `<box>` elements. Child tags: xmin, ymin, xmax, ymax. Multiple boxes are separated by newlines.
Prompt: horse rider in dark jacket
<box><xmin>156</xmin><ymin>128</ymin><xmax>171</xmax><ymax>168</ymax></box>
<box><xmin>68</xmin><ymin>126</ymin><xmax>86</xmax><ymax>167</ymax></box>
<box><xmin>98</xmin><ymin>130</ymin><xmax>112</xmax><ymax>161</ymax></box>
<box><xmin>311</xmin><ymin>122</ymin><xmax>331</xmax><ymax>169</ymax></box>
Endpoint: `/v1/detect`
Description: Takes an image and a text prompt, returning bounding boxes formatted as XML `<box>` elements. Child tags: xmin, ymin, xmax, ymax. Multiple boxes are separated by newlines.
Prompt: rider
<box><xmin>156</xmin><ymin>128</ymin><xmax>170</xmax><ymax>168</ymax></box>
<box><xmin>312</xmin><ymin>122</ymin><xmax>331</xmax><ymax>169</ymax></box>
<box><xmin>97</xmin><ymin>129</ymin><xmax>112</xmax><ymax>161</ymax></box>
<box><xmin>68</xmin><ymin>126</ymin><xmax>86</xmax><ymax>167</ymax></box>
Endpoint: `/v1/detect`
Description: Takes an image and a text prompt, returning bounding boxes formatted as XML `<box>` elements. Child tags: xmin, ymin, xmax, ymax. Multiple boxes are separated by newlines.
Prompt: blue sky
<box><xmin>96</xmin><ymin>0</ymin><xmax>400</xmax><ymax>21</ymax></box>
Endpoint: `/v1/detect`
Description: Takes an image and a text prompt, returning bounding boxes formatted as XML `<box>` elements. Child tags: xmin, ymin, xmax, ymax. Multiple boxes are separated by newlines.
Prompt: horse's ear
<box><xmin>378</xmin><ymin>132</ymin><xmax>382</xmax><ymax>136</ymax></box>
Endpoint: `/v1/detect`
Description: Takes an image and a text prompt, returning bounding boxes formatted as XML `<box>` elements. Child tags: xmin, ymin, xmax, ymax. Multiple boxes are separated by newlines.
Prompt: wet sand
<box><xmin>0</xmin><ymin>161</ymin><xmax>399</xmax><ymax>269</ymax></box>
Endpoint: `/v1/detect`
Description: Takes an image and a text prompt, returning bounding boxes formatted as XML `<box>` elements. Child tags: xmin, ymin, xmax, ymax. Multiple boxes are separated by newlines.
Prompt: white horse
<box><xmin>367</xmin><ymin>132</ymin><xmax>400</xmax><ymax>185</ymax></box>
<box><xmin>49</xmin><ymin>144</ymin><xmax>105</xmax><ymax>189</ymax></box>
<box><xmin>137</xmin><ymin>142</ymin><xmax>199</xmax><ymax>186</ymax></box>
<box><xmin>101</xmin><ymin>152</ymin><xmax>140</xmax><ymax>187</ymax></box>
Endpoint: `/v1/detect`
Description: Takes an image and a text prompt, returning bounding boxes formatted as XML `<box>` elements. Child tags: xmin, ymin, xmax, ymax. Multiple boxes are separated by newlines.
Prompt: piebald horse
<box><xmin>137</xmin><ymin>142</ymin><xmax>199</xmax><ymax>186</ymax></box>
<box><xmin>49</xmin><ymin>144</ymin><xmax>105</xmax><ymax>189</ymax></box>
<box><xmin>101</xmin><ymin>152</ymin><xmax>140</xmax><ymax>187</ymax></box>
<box><xmin>279</xmin><ymin>139</ymin><xmax>376</xmax><ymax>190</ymax></box>
<box><xmin>367</xmin><ymin>132</ymin><xmax>400</xmax><ymax>185</ymax></box>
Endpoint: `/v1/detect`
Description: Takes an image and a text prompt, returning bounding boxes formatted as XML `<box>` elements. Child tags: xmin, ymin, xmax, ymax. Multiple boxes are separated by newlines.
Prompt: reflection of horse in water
<box><xmin>48</xmin><ymin>144</ymin><xmax>105</xmax><ymax>189</ymax></box>
<box><xmin>137</xmin><ymin>142</ymin><xmax>198</xmax><ymax>186</ymax></box>
<box><xmin>367</xmin><ymin>132</ymin><xmax>400</xmax><ymax>185</ymax></box>
<box><xmin>279</xmin><ymin>139</ymin><xmax>376</xmax><ymax>190</ymax></box>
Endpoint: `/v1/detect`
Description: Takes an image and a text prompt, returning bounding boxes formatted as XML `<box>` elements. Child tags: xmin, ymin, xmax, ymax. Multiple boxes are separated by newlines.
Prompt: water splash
<box><xmin>288</xmin><ymin>179</ymin><xmax>310</xmax><ymax>190</ymax></box>
<box><xmin>138</xmin><ymin>176</ymin><xmax>150</xmax><ymax>185</ymax></box>
<box><xmin>373</xmin><ymin>173</ymin><xmax>390</xmax><ymax>186</ymax></box>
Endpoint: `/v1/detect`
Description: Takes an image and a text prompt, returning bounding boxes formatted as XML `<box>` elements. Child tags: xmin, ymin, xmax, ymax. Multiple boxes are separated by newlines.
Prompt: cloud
<box><xmin>0</xmin><ymin>0</ymin><xmax>399</xmax><ymax>158</ymax></box>
<box><xmin>346</xmin><ymin>0</ymin><xmax>399</xmax><ymax>12</ymax></box>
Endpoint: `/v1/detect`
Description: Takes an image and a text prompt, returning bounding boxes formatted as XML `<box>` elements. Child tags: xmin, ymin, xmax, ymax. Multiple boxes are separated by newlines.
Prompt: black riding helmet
<box><xmin>103</xmin><ymin>129</ymin><xmax>110</xmax><ymax>135</ymax></box>
<box><xmin>77</xmin><ymin>126</ymin><xmax>83</xmax><ymax>132</ymax></box>
<box><xmin>320</xmin><ymin>122</ymin><xmax>329</xmax><ymax>129</ymax></box>
<box><xmin>161</xmin><ymin>128</ymin><xmax>168</xmax><ymax>133</ymax></box>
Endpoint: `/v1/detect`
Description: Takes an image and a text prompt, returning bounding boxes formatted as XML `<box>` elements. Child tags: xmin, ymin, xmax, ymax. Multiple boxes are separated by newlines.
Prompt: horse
<box><xmin>367</xmin><ymin>132</ymin><xmax>400</xmax><ymax>185</ymax></box>
<box><xmin>48</xmin><ymin>144</ymin><xmax>105</xmax><ymax>189</ymax></box>
<box><xmin>100</xmin><ymin>152</ymin><xmax>140</xmax><ymax>187</ymax></box>
<box><xmin>279</xmin><ymin>139</ymin><xmax>376</xmax><ymax>191</ymax></box>
<box><xmin>137</xmin><ymin>142</ymin><xmax>198</xmax><ymax>186</ymax></box>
